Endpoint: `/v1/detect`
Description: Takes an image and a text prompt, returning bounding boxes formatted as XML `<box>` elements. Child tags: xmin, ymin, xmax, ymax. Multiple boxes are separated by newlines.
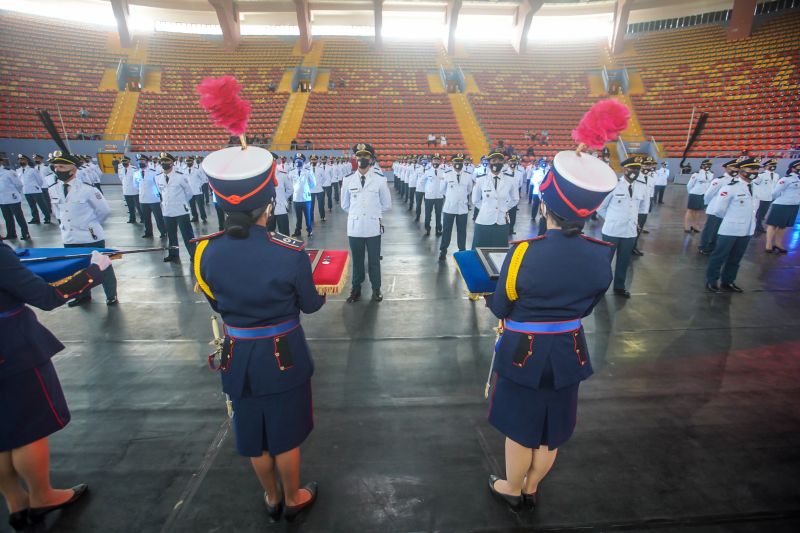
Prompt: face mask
<box><xmin>625</xmin><ymin>169</ymin><xmax>639</xmax><ymax>181</ymax></box>
<box><xmin>139</xmin><ymin>162</ymin><xmax>147</xmax><ymax>169</ymax></box>
<box><xmin>55</xmin><ymin>170</ymin><xmax>73</xmax><ymax>181</ymax></box>
<box><xmin>509</xmin><ymin>164</ymin><xmax>517</xmax><ymax>169</ymax></box>
<box><xmin>161</xmin><ymin>163</ymin><xmax>172</xmax><ymax>171</ymax></box>
<box><xmin>432</xmin><ymin>162</ymin><xmax>440</xmax><ymax>168</ymax></box>
<box><xmin>728</xmin><ymin>169</ymin><xmax>738</xmax><ymax>176</ymax></box>
<box><xmin>490</xmin><ymin>163</ymin><xmax>503</xmax><ymax>174</ymax></box>
<box><xmin>453</xmin><ymin>163</ymin><xmax>463</xmax><ymax>171</ymax></box>
<box><xmin>295</xmin><ymin>161</ymin><xmax>303</xmax><ymax>168</ymax></box>
<box><xmin>358</xmin><ymin>158</ymin><xmax>371</xmax><ymax>169</ymax></box>
<box><xmin>767</xmin><ymin>166</ymin><xmax>776</xmax><ymax>171</ymax></box>
<box><xmin>122</xmin><ymin>163</ymin><xmax>129</xmax><ymax>168</ymax></box>
<box><xmin>482</xmin><ymin>161</ymin><xmax>488</xmax><ymax>168</ymax></box>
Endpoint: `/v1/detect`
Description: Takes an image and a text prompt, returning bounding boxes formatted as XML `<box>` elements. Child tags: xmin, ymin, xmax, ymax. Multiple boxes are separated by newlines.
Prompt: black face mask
<box><xmin>55</xmin><ymin>170</ymin><xmax>73</xmax><ymax>181</ymax></box>
<box><xmin>432</xmin><ymin>162</ymin><xmax>440</xmax><ymax>168</ymax></box>
<box><xmin>728</xmin><ymin>169</ymin><xmax>739</xmax><ymax>176</ymax></box>
<box><xmin>453</xmin><ymin>163</ymin><xmax>463</xmax><ymax>171</ymax></box>
<box><xmin>490</xmin><ymin>163</ymin><xmax>503</xmax><ymax>174</ymax></box>
<box><xmin>625</xmin><ymin>169</ymin><xmax>640</xmax><ymax>181</ymax></box>
<box><xmin>139</xmin><ymin>163</ymin><xmax>147</xmax><ymax>169</ymax></box>
<box><xmin>122</xmin><ymin>163</ymin><xmax>129</xmax><ymax>168</ymax></box>
<box><xmin>161</xmin><ymin>163</ymin><xmax>173</xmax><ymax>171</ymax></box>
<box><xmin>358</xmin><ymin>158</ymin><xmax>371</xmax><ymax>169</ymax></box>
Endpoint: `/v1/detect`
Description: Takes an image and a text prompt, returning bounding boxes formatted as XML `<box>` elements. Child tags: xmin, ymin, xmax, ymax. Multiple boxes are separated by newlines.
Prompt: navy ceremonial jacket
<box><xmin>0</xmin><ymin>242</ymin><xmax>104</xmax><ymax>380</ymax></box>
<box><xmin>487</xmin><ymin>230</ymin><xmax>613</xmax><ymax>390</ymax></box>
<box><xmin>196</xmin><ymin>226</ymin><xmax>325</xmax><ymax>397</ymax></box>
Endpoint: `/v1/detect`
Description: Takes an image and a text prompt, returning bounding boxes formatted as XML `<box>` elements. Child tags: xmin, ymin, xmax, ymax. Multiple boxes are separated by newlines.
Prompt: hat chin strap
<box><xmin>539</xmin><ymin>170</ymin><xmax>595</xmax><ymax>219</ymax></box>
<box><xmin>210</xmin><ymin>164</ymin><xmax>277</xmax><ymax>206</ymax></box>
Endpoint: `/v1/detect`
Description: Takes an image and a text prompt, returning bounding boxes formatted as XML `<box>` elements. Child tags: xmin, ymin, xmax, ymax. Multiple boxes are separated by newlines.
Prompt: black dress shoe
<box><xmin>106</xmin><ymin>297</ymin><xmax>119</xmax><ymax>305</ymax></box>
<box><xmin>142</xmin><ymin>233</ymin><xmax>153</xmax><ymax>238</ymax></box>
<box><xmin>721</xmin><ymin>283</ymin><xmax>743</xmax><ymax>293</ymax></box>
<box><xmin>698</xmin><ymin>248</ymin><xmax>710</xmax><ymax>255</ymax></box>
<box><xmin>640</xmin><ymin>228</ymin><xmax>649</xmax><ymax>234</ymax></box>
<box><xmin>488</xmin><ymin>475</ymin><xmax>522</xmax><ymax>511</ymax></box>
<box><xmin>522</xmin><ymin>491</ymin><xmax>538</xmax><ymax>510</ymax></box>
<box><xmin>346</xmin><ymin>290</ymin><xmax>361</xmax><ymax>303</ymax></box>
<box><xmin>163</xmin><ymin>256</ymin><xmax>180</xmax><ymax>263</ymax></box>
<box><xmin>29</xmin><ymin>484</ymin><xmax>89</xmax><ymax>523</ymax></box>
<box><xmin>190</xmin><ymin>217</ymin><xmax>198</xmax><ymax>223</ymax></box>
<box><xmin>436</xmin><ymin>231</ymin><xmax>442</xmax><ymax>236</ymax></box>
<box><xmin>632</xmin><ymin>248</ymin><xmax>644</xmax><ymax>256</ymax></box>
<box><xmin>706</xmin><ymin>282</ymin><xmax>720</xmax><ymax>293</ymax></box>
<box><xmin>684</xmin><ymin>229</ymin><xmax>692</xmax><ymax>234</ymax></box>
<box><xmin>414</xmin><ymin>216</ymin><xmax>420</xmax><ymax>222</ymax></box>
<box><xmin>8</xmin><ymin>509</ymin><xmax>28</xmax><ymax>531</ymax></box>
<box><xmin>284</xmin><ymin>482</ymin><xmax>318</xmax><ymax>523</ymax></box>
<box><xmin>371</xmin><ymin>290</ymin><xmax>383</xmax><ymax>302</ymax></box>
<box><xmin>21</xmin><ymin>234</ymin><xmax>31</xmax><ymax>241</ymax></box>
<box><xmin>774</xmin><ymin>246</ymin><xmax>788</xmax><ymax>254</ymax></box>
<box><xmin>67</xmin><ymin>296</ymin><xmax>91</xmax><ymax>307</ymax></box>
<box><xmin>264</xmin><ymin>491</ymin><xmax>284</xmax><ymax>522</ymax></box>
<box><xmin>291</xmin><ymin>232</ymin><xmax>301</xmax><ymax>238</ymax></box>
<box><xmin>691</xmin><ymin>227</ymin><xmax>700</xmax><ymax>233</ymax></box>
<box><xmin>127</xmin><ymin>219</ymin><xmax>135</xmax><ymax>224</ymax></box>
<box><xmin>160</xmin><ymin>234</ymin><xmax>167</xmax><ymax>239</ymax></box>
<box><xmin>438</xmin><ymin>252</ymin><xmax>446</xmax><ymax>262</ymax></box>
<box><xmin>613</xmin><ymin>288</ymin><xmax>631</xmax><ymax>298</ymax></box>
<box><xmin>425</xmin><ymin>229</ymin><xmax>431</xmax><ymax>236</ymax></box>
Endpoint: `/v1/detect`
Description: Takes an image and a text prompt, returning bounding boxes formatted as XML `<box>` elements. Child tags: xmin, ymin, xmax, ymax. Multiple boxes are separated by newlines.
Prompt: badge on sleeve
<box><xmin>720</xmin><ymin>191</ymin><xmax>728</xmax><ymax>197</ymax></box>
<box><xmin>95</xmin><ymin>192</ymin><xmax>102</xmax><ymax>199</ymax></box>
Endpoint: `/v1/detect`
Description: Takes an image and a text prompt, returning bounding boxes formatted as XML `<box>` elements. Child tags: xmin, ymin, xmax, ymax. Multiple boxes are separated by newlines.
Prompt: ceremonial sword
<box><xmin>210</xmin><ymin>315</ymin><xmax>234</xmax><ymax>419</ymax></box>
<box><xmin>19</xmin><ymin>246</ymin><xmax>178</xmax><ymax>263</ymax></box>
<box><xmin>485</xmin><ymin>319</ymin><xmax>503</xmax><ymax>399</ymax></box>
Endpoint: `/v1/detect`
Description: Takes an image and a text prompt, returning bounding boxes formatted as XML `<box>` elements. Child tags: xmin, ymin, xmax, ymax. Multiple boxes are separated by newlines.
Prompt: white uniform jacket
<box><xmin>341</xmin><ymin>169</ymin><xmax>392</xmax><ymax>238</ymax></box>
<box><xmin>48</xmin><ymin>178</ymin><xmax>110</xmax><ymax>244</ymax></box>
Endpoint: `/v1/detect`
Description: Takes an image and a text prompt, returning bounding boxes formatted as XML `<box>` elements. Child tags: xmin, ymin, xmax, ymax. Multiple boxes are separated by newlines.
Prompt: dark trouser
<box><xmin>508</xmin><ymin>205</ymin><xmax>519</xmax><ymax>234</ymax></box>
<box><xmin>311</xmin><ymin>192</ymin><xmax>325</xmax><ymax>221</ymax></box>
<box><xmin>531</xmin><ymin>196</ymin><xmax>541</xmax><ymax>221</ymax></box>
<box><xmin>25</xmin><ymin>193</ymin><xmax>50</xmax><ymax>222</ymax></box>
<box><xmin>65</xmin><ymin>241</ymin><xmax>117</xmax><ymax>300</ymax></box>
<box><xmin>165</xmin><ymin>214</ymin><xmax>196</xmax><ymax>260</ymax></box>
<box><xmin>0</xmin><ymin>203</ymin><xmax>28</xmax><ymax>237</ymax></box>
<box><xmin>756</xmin><ymin>200</ymin><xmax>771</xmax><ymax>230</ymax></box>
<box><xmin>41</xmin><ymin>189</ymin><xmax>52</xmax><ymax>211</ymax></box>
<box><xmin>141</xmin><ymin>202</ymin><xmax>166</xmax><ymax>237</ymax></box>
<box><xmin>124</xmin><ymin>194</ymin><xmax>142</xmax><ymax>222</ymax></box>
<box><xmin>268</xmin><ymin>213</ymin><xmax>290</xmax><ymax>235</ymax></box>
<box><xmin>706</xmin><ymin>234</ymin><xmax>751</xmax><ymax>285</ymax></box>
<box><xmin>214</xmin><ymin>204</ymin><xmax>226</xmax><ymax>231</ymax></box>
<box><xmin>323</xmin><ymin>186</ymin><xmax>333</xmax><ymax>210</ymax></box>
<box><xmin>349</xmin><ymin>235</ymin><xmax>381</xmax><ymax>291</ymax></box>
<box><xmin>190</xmin><ymin>195</ymin><xmax>207</xmax><ymax>221</ymax></box>
<box><xmin>415</xmin><ymin>191</ymin><xmax>425</xmax><ymax>218</ymax></box>
<box><xmin>294</xmin><ymin>201</ymin><xmax>312</xmax><ymax>234</ymax></box>
<box><xmin>424</xmin><ymin>198</ymin><xmax>444</xmax><ymax>232</ymax></box>
<box><xmin>654</xmin><ymin>185</ymin><xmax>666</xmax><ymax>204</ymax></box>
<box><xmin>602</xmin><ymin>234</ymin><xmax>636</xmax><ymax>290</ymax></box>
<box><xmin>440</xmin><ymin>212</ymin><xmax>467</xmax><ymax>253</ymax></box>
<box><xmin>699</xmin><ymin>215</ymin><xmax>722</xmax><ymax>252</ymax></box>
<box><xmin>333</xmin><ymin>182</ymin><xmax>340</xmax><ymax>202</ymax></box>
<box><xmin>634</xmin><ymin>213</ymin><xmax>648</xmax><ymax>250</ymax></box>
<box><xmin>408</xmin><ymin>187</ymin><xmax>417</xmax><ymax>210</ymax></box>
<box><xmin>202</xmin><ymin>183</ymin><xmax>211</xmax><ymax>205</ymax></box>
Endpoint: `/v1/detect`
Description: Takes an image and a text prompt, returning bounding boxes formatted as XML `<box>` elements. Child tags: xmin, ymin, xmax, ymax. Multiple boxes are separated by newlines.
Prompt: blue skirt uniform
<box><xmin>766</xmin><ymin>204</ymin><xmax>799</xmax><ymax>228</ymax></box>
<box><xmin>687</xmin><ymin>193</ymin><xmax>705</xmax><ymax>210</ymax></box>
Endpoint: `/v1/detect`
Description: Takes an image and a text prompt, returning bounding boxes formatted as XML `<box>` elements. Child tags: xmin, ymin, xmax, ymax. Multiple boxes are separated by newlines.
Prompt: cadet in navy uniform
<box><xmin>196</xmin><ymin>144</ymin><xmax>324</xmax><ymax>522</ymax></box>
<box><xmin>705</xmin><ymin>157</ymin><xmax>761</xmax><ymax>292</ymax></box>
<box><xmin>485</xmin><ymin>149</ymin><xmax>616</xmax><ymax>511</ymax></box>
<box><xmin>597</xmin><ymin>157</ymin><xmax>648</xmax><ymax>298</ymax></box>
<box><xmin>341</xmin><ymin>143</ymin><xmax>392</xmax><ymax>303</ymax></box>
<box><xmin>0</xmin><ymin>240</ymin><xmax>111</xmax><ymax>530</ymax></box>
<box><xmin>438</xmin><ymin>153</ymin><xmax>473</xmax><ymax>261</ymax></box>
<box><xmin>764</xmin><ymin>159</ymin><xmax>800</xmax><ymax>254</ymax></box>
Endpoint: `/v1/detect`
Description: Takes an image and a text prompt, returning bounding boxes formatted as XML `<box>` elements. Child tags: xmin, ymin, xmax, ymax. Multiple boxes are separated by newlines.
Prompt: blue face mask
<box><xmin>295</xmin><ymin>160</ymin><xmax>303</xmax><ymax>168</ymax></box>
<box><xmin>482</xmin><ymin>161</ymin><xmax>488</xmax><ymax>168</ymax></box>
<box><xmin>421</xmin><ymin>159</ymin><xmax>428</xmax><ymax>166</ymax></box>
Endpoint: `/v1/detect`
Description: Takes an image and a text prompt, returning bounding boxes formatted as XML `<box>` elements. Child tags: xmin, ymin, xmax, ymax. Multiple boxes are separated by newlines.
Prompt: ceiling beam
<box><xmin>609</xmin><ymin>0</ymin><xmax>632</xmax><ymax>54</ymax></box>
<box><xmin>374</xmin><ymin>0</ymin><xmax>384</xmax><ymax>49</ymax></box>
<box><xmin>208</xmin><ymin>0</ymin><xmax>241</xmax><ymax>49</ymax></box>
<box><xmin>294</xmin><ymin>0</ymin><xmax>313</xmax><ymax>54</ymax></box>
<box><xmin>511</xmin><ymin>0</ymin><xmax>544</xmax><ymax>54</ymax></box>
<box><xmin>109</xmin><ymin>0</ymin><xmax>133</xmax><ymax>48</ymax></box>
<box><xmin>727</xmin><ymin>0</ymin><xmax>756</xmax><ymax>40</ymax></box>
<box><xmin>445</xmin><ymin>0</ymin><xmax>462</xmax><ymax>55</ymax></box>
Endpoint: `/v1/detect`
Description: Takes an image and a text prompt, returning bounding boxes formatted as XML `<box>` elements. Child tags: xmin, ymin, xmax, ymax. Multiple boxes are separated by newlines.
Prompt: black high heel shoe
<box><xmin>284</xmin><ymin>482</ymin><xmax>318</xmax><ymax>523</ymax></box>
<box><xmin>488</xmin><ymin>475</ymin><xmax>522</xmax><ymax>511</ymax></box>
<box><xmin>522</xmin><ymin>491</ymin><xmax>538</xmax><ymax>510</ymax></box>
<box><xmin>28</xmin><ymin>484</ymin><xmax>88</xmax><ymax>523</ymax></box>
<box><xmin>264</xmin><ymin>491</ymin><xmax>284</xmax><ymax>522</ymax></box>
<box><xmin>8</xmin><ymin>509</ymin><xmax>29</xmax><ymax>531</ymax></box>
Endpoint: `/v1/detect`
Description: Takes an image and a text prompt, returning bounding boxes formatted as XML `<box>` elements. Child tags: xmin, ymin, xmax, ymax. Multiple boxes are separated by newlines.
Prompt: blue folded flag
<box><xmin>453</xmin><ymin>250</ymin><xmax>499</xmax><ymax>295</ymax></box>
<box><xmin>15</xmin><ymin>247</ymin><xmax>115</xmax><ymax>282</ymax></box>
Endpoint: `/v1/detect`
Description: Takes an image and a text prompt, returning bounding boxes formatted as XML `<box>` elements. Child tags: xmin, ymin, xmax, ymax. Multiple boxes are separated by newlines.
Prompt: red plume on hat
<box><xmin>571</xmin><ymin>99</ymin><xmax>631</xmax><ymax>151</ymax></box>
<box><xmin>196</xmin><ymin>76</ymin><xmax>251</xmax><ymax>139</ymax></box>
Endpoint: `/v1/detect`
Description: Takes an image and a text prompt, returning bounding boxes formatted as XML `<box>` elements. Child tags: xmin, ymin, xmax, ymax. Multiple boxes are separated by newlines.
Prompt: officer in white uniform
<box><xmin>341</xmin><ymin>143</ymin><xmax>391</xmax><ymax>303</ymax></box>
<box><xmin>410</xmin><ymin>157</ymin><xmax>427</xmax><ymax>220</ymax></box>
<box><xmin>471</xmin><ymin>150</ymin><xmax>518</xmax><ymax>248</ymax></box>
<box><xmin>269</xmin><ymin>165</ymin><xmax>294</xmax><ymax>235</ymax></box>
<box><xmin>17</xmin><ymin>154</ymin><xmax>50</xmax><ymax>225</ymax></box>
<box><xmin>197</xmin><ymin>155</ymin><xmax>211</xmax><ymax>205</ymax></box>
<box><xmin>753</xmin><ymin>158</ymin><xmax>779</xmax><ymax>233</ymax></box>
<box><xmin>685</xmin><ymin>159</ymin><xmax>714</xmax><ymax>233</ymax></box>
<box><xmin>438</xmin><ymin>153</ymin><xmax>473</xmax><ymax>260</ymax></box>
<box><xmin>289</xmin><ymin>154</ymin><xmax>315</xmax><ymax>237</ymax></box>
<box><xmin>419</xmin><ymin>153</ymin><xmax>447</xmax><ymax>236</ymax></box>
<box><xmin>185</xmin><ymin>156</ymin><xmax>208</xmax><ymax>223</ymax></box>
<box><xmin>505</xmin><ymin>155</ymin><xmax>525</xmax><ymax>235</ymax></box>
<box><xmin>48</xmin><ymin>151</ymin><xmax>117</xmax><ymax>305</ymax></box>
<box><xmin>0</xmin><ymin>157</ymin><xmax>30</xmax><ymax>240</ymax></box>
<box><xmin>319</xmin><ymin>156</ymin><xmax>334</xmax><ymax>212</ymax></box>
<box><xmin>118</xmin><ymin>156</ymin><xmax>142</xmax><ymax>224</ymax></box>
<box><xmin>699</xmin><ymin>158</ymin><xmax>741</xmax><ymax>255</ymax></box>
<box><xmin>653</xmin><ymin>161</ymin><xmax>670</xmax><ymax>204</ymax></box>
<box><xmin>705</xmin><ymin>157</ymin><xmax>761</xmax><ymax>292</ymax></box>
<box><xmin>308</xmin><ymin>155</ymin><xmax>326</xmax><ymax>222</ymax></box>
<box><xmin>33</xmin><ymin>153</ymin><xmax>56</xmax><ymax>214</ymax></box>
<box><xmin>156</xmin><ymin>153</ymin><xmax>195</xmax><ymax>263</ymax></box>
<box><xmin>597</xmin><ymin>156</ymin><xmax>648</xmax><ymax>298</ymax></box>
<box><xmin>632</xmin><ymin>157</ymin><xmax>656</xmax><ymax>256</ymax></box>
<box><xmin>136</xmin><ymin>156</ymin><xmax>166</xmax><ymax>239</ymax></box>
<box><xmin>765</xmin><ymin>159</ymin><xmax>800</xmax><ymax>254</ymax></box>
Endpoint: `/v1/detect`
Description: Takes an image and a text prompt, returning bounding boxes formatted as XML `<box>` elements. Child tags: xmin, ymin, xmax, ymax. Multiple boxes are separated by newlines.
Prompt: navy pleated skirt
<box><xmin>0</xmin><ymin>361</ymin><xmax>70</xmax><ymax>452</ymax></box>
<box><xmin>488</xmin><ymin>358</ymin><xmax>579</xmax><ymax>450</ymax></box>
<box><xmin>766</xmin><ymin>204</ymin><xmax>799</xmax><ymax>228</ymax></box>
<box><xmin>472</xmin><ymin>223</ymin><xmax>509</xmax><ymax>249</ymax></box>
<box><xmin>687</xmin><ymin>194</ymin><xmax>705</xmax><ymax>210</ymax></box>
<box><xmin>231</xmin><ymin>380</ymin><xmax>313</xmax><ymax>457</ymax></box>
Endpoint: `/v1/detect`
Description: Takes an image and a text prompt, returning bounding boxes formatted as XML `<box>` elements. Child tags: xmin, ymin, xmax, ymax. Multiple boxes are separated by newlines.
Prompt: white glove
<box><xmin>90</xmin><ymin>250</ymin><xmax>112</xmax><ymax>271</ymax></box>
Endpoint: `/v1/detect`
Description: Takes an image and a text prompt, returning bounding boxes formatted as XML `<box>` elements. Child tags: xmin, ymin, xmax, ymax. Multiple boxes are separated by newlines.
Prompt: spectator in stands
<box><xmin>267</xmin><ymin>81</ymin><xmax>276</xmax><ymax>92</ymax></box>
<box><xmin>304</xmin><ymin>139</ymin><xmax>313</xmax><ymax>150</ymax></box>
<box><xmin>338</xmin><ymin>78</ymin><xmax>345</xmax><ymax>88</ymax></box>
<box><xmin>111</xmin><ymin>156</ymin><xmax>120</xmax><ymax>174</ymax></box>
<box><xmin>75</xmin><ymin>130</ymin><xmax>85</xmax><ymax>140</ymax></box>
<box><xmin>291</xmin><ymin>139</ymin><xmax>299</xmax><ymax>151</ymax></box>
<box><xmin>539</xmin><ymin>130</ymin><xmax>549</xmax><ymax>145</ymax></box>
<box><xmin>427</xmin><ymin>133</ymin><xmax>436</xmax><ymax>147</ymax></box>
<box><xmin>440</xmin><ymin>135</ymin><xmax>447</xmax><ymax>148</ymax></box>
<box><xmin>526</xmin><ymin>146</ymin><xmax>535</xmax><ymax>157</ymax></box>
<box><xmin>79</xmin><ymin>107</ymin><xmax>89</xmax><ymax>118</ymax></box>
<box><xmin>523</xmin><ymin>130</ymin><xmax>532</xmax><ymax>141</ymax></box>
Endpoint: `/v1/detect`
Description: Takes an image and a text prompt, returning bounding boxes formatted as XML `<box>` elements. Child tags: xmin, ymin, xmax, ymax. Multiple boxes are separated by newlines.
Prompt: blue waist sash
<box><xmin>504</xmin><ymin>318</ymin><xmax>581</xmax><ymax>334</ymax></box>
<box><xmin>0</xmin><ymin>306</ymin><xmax>24</xmax><ymax>319</ymax></box>
<box><xmin>225</xmin><ymin>318</ymin><xmax>300</xmax><ymax>339</ymax></box>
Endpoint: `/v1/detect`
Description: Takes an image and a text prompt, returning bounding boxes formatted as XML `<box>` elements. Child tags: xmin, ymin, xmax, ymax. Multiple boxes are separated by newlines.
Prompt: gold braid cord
<box><xmin>505</xmin><ymin>242</ymin><xmax>529</xmax><ymax>302</ymax></box>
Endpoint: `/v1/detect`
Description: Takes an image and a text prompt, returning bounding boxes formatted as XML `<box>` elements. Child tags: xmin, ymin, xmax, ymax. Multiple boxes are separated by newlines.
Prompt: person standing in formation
<box><xmin>0</xmin><ymin>157</ymin><xmax>30</xmax><ymax>241</ymax></box>
<box><xmin>136</xmin><ymin>155</ymin><xmax>166</xmax><ymax>239</ymax></box>
<box><xmin>698</xmin><ymin>158</ymin><xmax>740</xmax><ymax>255</ymax></box>
<box><xmin>290</xmin><ymin>154</ymin><xmax>315</xmax><ymax>238</ymax></box>
<box><xmin>117</xmin><ymin>156</ymin><xmax>142</xmax><ymax>224</ymax></box>
<box><xmin>419</xmin><ymin>153</ymin><xmax>447</xmax><ymax>237</ymax></box>
<box><xmin>684</xmin><ymin>159</ymin><xmax>713</xmax><ymax>233</ymax></box>
<box><xmin>753</xmin><ymin>158</ymin><xmax>779</xmax><ymax>235</ymax></box>
<box><xmin>472</xmin><ymin>150</ymin><xmax>518</xmax><ymax>248</ymax></box>
<box><xmin>438</xmin><ymin>153</ymin><xmax>473</xmax><ymax>261</ymax></box>
<box><xmin>764</xmin><ymin>159</ymin><xmax>800</xmax><ymax>255</ymax></box>
<box><xmin>186</xmin><ymin>156</ymin><xmax>208</xmax><ymax>224</ymax></box>
<box><xmin>17</xmin><ymin>155</ymin><xmax>50</xmax><ymax>225</ymax></box>
<box><xmin>156</xmin><ymin>153</ymin><xmax>195</xmax><ymax>263</ymax></box>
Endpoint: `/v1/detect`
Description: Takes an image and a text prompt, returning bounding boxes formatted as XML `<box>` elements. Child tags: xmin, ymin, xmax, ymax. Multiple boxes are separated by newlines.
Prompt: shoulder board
<box><xmin>443</xmin><ymin>168</ymin><xmax>453</xmax><ymax>173</ymax></box>
<box><xmin>277</xmin><ymin>169</ymin><xmax>288</xmax><ymax>174</ymax></box>
<box><xmin>502</xmin><ymin>171</ymin><xmax>514</xmax><ymax>177</ymax></box>
<box><xmin>580</xmin><ymin>235</ymin><xmax>614</xmax><ymax>247</ymax></box>
<box><xmin>269</xmin><ymin>232</ymin><xmax>306</xmax><ymax>251</ymax></box>
<box><xmin>345</xmin><ymin>172</ymin><xmax>357</xmax><ymax>179</ymax></box>
<box><xmin>510</xmin><ymin>234</ymin><xmax>546</xmax><ymax>245</ymax></box>
<box><xmin>173</xmin><ymin>171</ymin><xmax>184</xmax><ymax>175</ymax></box>
<box><xmin>728</xmin><ymin>179</ymin><xmax>737</xmax><ymax>185</ymax></box>
<box><xmin>189</xmin><ymin>230</ymin><xmax>224</xmax><ymax>244</ymax></box>
<box><xmin>374</xmin><ymin>170</ymin><xmax>384</xmax><ymax>176</ymax></box>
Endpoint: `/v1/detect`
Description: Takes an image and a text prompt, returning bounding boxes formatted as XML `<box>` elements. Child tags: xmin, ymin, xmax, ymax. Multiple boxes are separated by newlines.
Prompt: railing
<box><xmin>0</xmin><ymin>131</ymin><xmax>128</xmax><ymax>142</ymax></box>
<box><xmin>601</xmin><ymin>65</ymin><xmax>609</xmax><ymax>93</ymax></box>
